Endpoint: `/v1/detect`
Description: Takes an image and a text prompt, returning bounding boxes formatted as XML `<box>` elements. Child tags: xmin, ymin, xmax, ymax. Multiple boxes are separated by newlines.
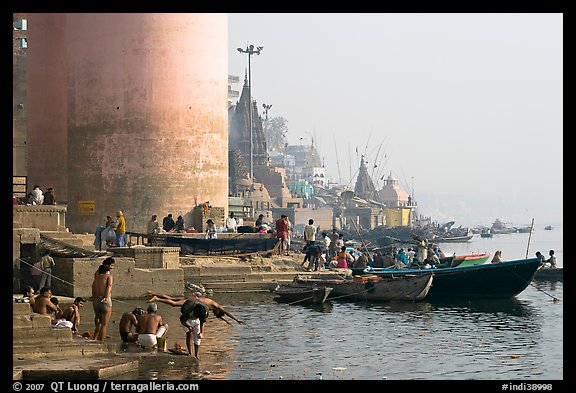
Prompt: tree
<box><xmin>266</xmin><ymin>116</ymin><xmax>288</xmax><ymax>152</ymax></box>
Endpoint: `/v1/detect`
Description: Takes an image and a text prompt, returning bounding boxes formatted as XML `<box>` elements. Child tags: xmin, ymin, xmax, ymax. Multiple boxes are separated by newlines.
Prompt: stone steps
<box><xmin>13</xmin><ymin>340</ymin><xmax>117</xmax><ymax>359</ymax></box>
<box><xmin>13</xmin><ymin>356</ymin><xmax>138</xmax><ymax>380</ymax></box>
<box><xmin>12</xmin><ymin>300</ymin><xmax>115</xmax><ymax>359</ymax></box>
<box><xmin>42</xmin><ymin>230</ymin><xmax>98</xmax><ymax>251</ymax></box>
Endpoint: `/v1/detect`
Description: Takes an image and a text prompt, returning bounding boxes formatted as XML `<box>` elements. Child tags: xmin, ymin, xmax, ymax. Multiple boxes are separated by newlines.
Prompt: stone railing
<box><xmin>13</xmin><ymin>205</ymin><xmax>68</xmax><ymax>232</ymax></box>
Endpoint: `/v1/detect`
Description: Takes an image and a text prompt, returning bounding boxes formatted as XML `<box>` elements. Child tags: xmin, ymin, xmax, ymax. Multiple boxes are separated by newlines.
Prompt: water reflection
<box><xmin>89</xmin><ymin>284</ymin><xmax>562</xmax><ymax>380</ymax></box>
<box><xmin>428</xmin><ymin>297</ymin><xmax>537</xmax><ymax>317</ymax></box>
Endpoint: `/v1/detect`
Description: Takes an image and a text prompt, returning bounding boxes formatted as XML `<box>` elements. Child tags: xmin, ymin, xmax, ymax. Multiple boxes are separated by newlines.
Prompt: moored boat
<box><xmin>429</xmin><ymin>234</ymin><xmax>474</xmax><ymax>243</ymax></box>
<box><xmin>293</xmin><ymin>272</ymin><xmax>433</xmax><ymax>302</ymax></box>
<box><xmin>127</xmin><ymin>231</ymin><xmax>279</xmax><ymax>256</ymax></box>
<box><xmin>533</xmin><ymin>267</ymin><xmax>563</xmax><ymax>281</ymax></box>
<box><xmin>273</xmin><ymin>284</ymin><xmax>332</xmax><ymax>304</ymax></box>
<box><xmin>359</xmin><ymin>257</ymin><xmax>540</xmax><ymax>299</ymax></box>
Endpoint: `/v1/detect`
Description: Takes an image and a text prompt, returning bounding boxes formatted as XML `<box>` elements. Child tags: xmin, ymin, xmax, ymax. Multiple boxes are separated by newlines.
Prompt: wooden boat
<box><xmin>429</xmin><ymin>234</ymin><xmax>474</xmax><ymax>243</ymax></box>
<box><xmin>126</xmin><ymin>231</ymin><xmax>279</xmax><ymax>256</ymax></box>
<box><xmin>439</xmin><ymin>253</ymin><xmax>491</xmax><ymax>267</ymax></box>
<box><xmin>358</xmin><ymin>257</ymin><xmax>540</xmax><ymax>299</ymax></box>
<box><xmin>273</xmin><ymin>284</ymin><xmax>333</xmax><ymax>304</ymax></box>
<box><xmin>533</xmin><ymin>267</ymin><xmax>563</xmax><ymax>281</ymax></box>
<box><xmin>378</xmin><ymin>233</ymin><xmax>472</xmax><ymax>248</ymax></box>
<box><xmin>293</xmin><ymin>272</ymin><xmax>433</xmax><ymax>302</ymax></box>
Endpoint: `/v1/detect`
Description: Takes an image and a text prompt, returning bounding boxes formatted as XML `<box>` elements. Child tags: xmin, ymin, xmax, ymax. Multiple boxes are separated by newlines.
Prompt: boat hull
<box><xmin>294</xmin><ymin>273</ymin><xmax>433</xmax><ymax>301</ymax></box>
<box><xmin>359</xmin><ymin>258</ymin><xmax>540</xmax><ymax>299</ymax></box>
<box><xmin>533</xmin><ymin>267</ymin><xmax>563</xmax><ymax>281</ymax></box>
<box><xmin>274</xmin><ymin>285</ymin><xmax>332</xmax><ymax>304</ymax></box>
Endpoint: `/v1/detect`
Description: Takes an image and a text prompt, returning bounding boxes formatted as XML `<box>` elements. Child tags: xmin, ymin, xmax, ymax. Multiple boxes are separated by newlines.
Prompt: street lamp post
<box><xmin>237</xmin><ymin>44</ymin><xmax>263</xmax><ymax>180</ymax></box>
<box><xmin>262</xmin><ymin>103</ymin><xmax>272</xmax><ymax>153</ymax></box>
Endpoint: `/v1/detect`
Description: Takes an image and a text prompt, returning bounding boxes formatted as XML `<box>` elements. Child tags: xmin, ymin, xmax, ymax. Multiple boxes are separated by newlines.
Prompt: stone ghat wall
<box><xmin>52</xmin><ymin>256</ymin><xmax>184</xmax><ymax>299</ymax></box>
<box><xmin>13</xmin><ymin>205</ymin><xmax>68</xmax><ymax>232</ymax></box>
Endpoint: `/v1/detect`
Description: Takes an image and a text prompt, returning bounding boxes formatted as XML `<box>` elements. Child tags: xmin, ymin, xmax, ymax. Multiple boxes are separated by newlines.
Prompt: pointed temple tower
<box><xmin>228</xmin><ymin>72</ymin><xmax>268</xmax><ymax>178</ymax></box>
<box><xmin>354</xmin><ymin>155</ymin><xmax>379</xmax><ymax>202</ymax></box>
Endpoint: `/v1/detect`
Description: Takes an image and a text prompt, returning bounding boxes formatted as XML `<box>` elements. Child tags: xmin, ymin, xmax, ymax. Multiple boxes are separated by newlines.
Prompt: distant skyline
<box><xmin>228</xmin><ymin>13</ymin><xmax>563</xmax><ymax>227</ymax></box>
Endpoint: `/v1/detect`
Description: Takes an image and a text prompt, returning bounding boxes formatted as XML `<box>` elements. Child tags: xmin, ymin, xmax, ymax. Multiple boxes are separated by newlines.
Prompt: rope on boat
<box><xmin>507</xmin><ymin>263</ymin><xmax>561</xmax><ymax>302</ymax></box>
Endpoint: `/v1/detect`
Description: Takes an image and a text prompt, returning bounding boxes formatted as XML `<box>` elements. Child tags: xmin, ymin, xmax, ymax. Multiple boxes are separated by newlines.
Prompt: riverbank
<box><xmin>13</xmin><ymin>252</ymin><xmax>313</xmax><ymax>380</ymax></box>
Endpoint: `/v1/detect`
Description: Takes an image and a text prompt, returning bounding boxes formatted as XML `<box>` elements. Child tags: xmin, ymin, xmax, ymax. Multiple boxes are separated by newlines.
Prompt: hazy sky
<box><xmin>228</xmin><ymin>13</ymin><xmax>563</xmax><ymax>227</ymax></box>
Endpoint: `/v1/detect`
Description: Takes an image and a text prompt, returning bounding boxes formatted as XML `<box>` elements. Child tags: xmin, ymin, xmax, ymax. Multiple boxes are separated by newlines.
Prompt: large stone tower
<box><xmin>26</xmin><ymin>13</ymin><xmax>229</xmax><ymax>233</ymax></box>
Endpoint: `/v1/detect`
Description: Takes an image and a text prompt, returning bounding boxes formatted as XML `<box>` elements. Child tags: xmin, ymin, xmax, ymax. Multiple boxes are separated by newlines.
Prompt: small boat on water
<box><xmin>544</xmin><ymin>225</ymin><xmax>553</xmax><ymax>231</ymax></box>
<box><xmin>293</xmin><ymin>272</ymin><xmax>434</xmax><ymax>302</ymax></box>
<box><xmin>533</xmin><ymin>267</ymin><xmax>563</xmax><ymax>281</ymax></box>
<box><xmin>480</xmin><ymin>229</ymin><xmax>493</xmax><ymax>238</ymax></box>
<box><xmin>429</xmin><ymin>234</ymin><xmax>474</xmax><ymax>243</ymax></box>
<box><xmin>358</xmin><ymin>257</ymin><xmax>540</xmax><ymax>299</ymax></box>
<box><xmin>273</xmin><ymin>284</ymin><xmax>333</xmax><ymax>304</ymax></box>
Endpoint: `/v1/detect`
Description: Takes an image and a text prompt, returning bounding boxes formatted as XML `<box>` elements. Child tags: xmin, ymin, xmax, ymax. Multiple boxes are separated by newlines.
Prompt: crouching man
<box><xmin>137</xmin><ymin>303</ymin><xmax>168</xmax><ymax>350</ymax></box>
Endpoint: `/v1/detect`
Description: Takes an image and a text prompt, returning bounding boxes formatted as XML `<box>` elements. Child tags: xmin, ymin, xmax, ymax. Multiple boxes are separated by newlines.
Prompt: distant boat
<box><xmin>544</xmin><ymin>225</ymin><xmax>553</xmax><ymax>231</ymax></box>
<box><xmin>480</xmin><ymin>229</ymin><xmax>493</xmax><ymax>238</ymax></box>
<box><xmin>429</xmin><ymin>234</ymin><xmax>474</xmax><ymax>243</ymax></box>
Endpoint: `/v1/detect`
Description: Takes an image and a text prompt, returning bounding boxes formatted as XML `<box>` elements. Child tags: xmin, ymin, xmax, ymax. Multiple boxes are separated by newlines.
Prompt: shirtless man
<box><xmin>180</xmin><ymin>298</ymin><xmax>208</xmax><ymax>358</ymax></box>
<box><xmin>147</xmin><ymin>290</ymin><xmax>245</xmax><ymax>326</ymax></box>
<box><xmin>59</xmin><ymin>297</ymin><xmax>85</xmax><ymax>333</ymax></box>
<box><xmin>137</xmin><ymin>303</ymin><xmax>168</xmax><ymax>349</ymax></box>
<box><xmin>119</xmin><ymin>307</ymin><xmax>143</xmax><ymax>343</ymax></box>
<box><xmin>92</xmin><ymin>260</ymin><xmax>114</xmax><ymax>341</ymax></box>
<box><xmin>32</xmin><ymin>287</ymin><xmax>61</xmax><ymax>320</ymax></box>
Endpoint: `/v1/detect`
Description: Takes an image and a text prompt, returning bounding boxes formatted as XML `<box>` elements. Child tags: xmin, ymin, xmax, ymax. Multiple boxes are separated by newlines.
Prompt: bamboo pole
<box><xmin>525</xmin><ymin>218</ymin><xmax>535</xmax><ymax>259</ymax></box>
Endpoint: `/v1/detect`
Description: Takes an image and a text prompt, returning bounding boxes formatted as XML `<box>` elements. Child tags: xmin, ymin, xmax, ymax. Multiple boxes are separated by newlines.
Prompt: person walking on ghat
<box><xmin>304</xmin><ymin>219</ymin><xmax>317</xmax><ymax>248</ymax></box>
<box><xmin>284</xmin><ymin>215</ymin><xmax>293</xmax><ymax>255</ymax></box>
<box><xmin>39</xmin><ymin>250</ymin><xmax>55</xmax><ymax>289</ymax></box>
<box><xmin>275</xmin><ymin>215</ymin><xmax>288</xmax><ymax>255</ymax></box>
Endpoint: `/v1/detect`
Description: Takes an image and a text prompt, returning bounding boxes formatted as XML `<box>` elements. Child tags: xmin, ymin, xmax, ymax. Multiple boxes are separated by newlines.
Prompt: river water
<box><xmin>90</xmin><ymin>227</ymin><xmax>563</xmax><ymax>381</ymax></box>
